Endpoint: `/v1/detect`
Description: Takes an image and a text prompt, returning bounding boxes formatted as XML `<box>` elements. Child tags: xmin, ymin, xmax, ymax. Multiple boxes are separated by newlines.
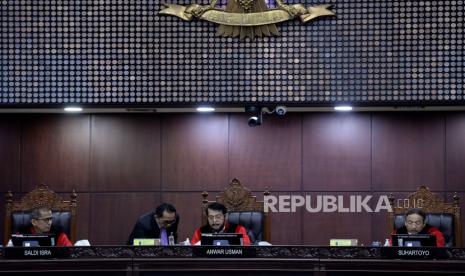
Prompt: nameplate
<box><xmin>193</xmin><ymin>246</ymin><xmax>256</xmax><ymax>257</ymax></box>
<box><xmin>330</xmin><ymin>239</ymin><xmax>358</xmax><ymax>246</ymax></box>
<box><xmin>381</xmin><ymin>247</ymin><xmax>449</xmax><ymax>259</ymax></box>
<box><xmin>133</xmin><ymin>238</ymin><xmax>161</xmax><ymax>246</ymax></box>
<box><xmin>3</xmin><ymin>247</ymin><xmax>71</xmax><ymax>259</ymax></box>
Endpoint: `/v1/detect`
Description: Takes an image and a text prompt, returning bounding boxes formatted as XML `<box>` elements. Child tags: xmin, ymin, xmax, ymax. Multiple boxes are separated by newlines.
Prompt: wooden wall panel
<box><xmin>302</xmin><ymin>192</ymin><xmax>372</xmax><ymax>246</ymax></box>
<box><xmin>302</xmin><ymin>113</ymin><xmax>371</xmax><ymax>191</ymax></box>
<box><xmin>446</xmin><ymin>113</ymin><xmax>465</xmax><ymax>192</ymax></box>
<box><xmin>229</xmin><ymin>114</ymin><xmax>302</xmax><ymax>191</ymax></box>
<box><xmin>162</xmin><ymin>114</ymin><xmax>229</xmax><ymax>191</ymax></box>
<box><xmin>161</xmin><ymin>192</ymin><xmax>203</xmax><ymax>243</ymax></box>
<box><xmin>74</xmin><ymin>193</ymin><xmax>91</xmax><ymax>242</ymax></box>
<box><xmin>90</xmin><ymin>114</ymin><xmax>161</xmax><ymax>192</ymax></box>
<box><xmin>372</xmin><ymin>113</ymin><xmax>445</xmax><ymax>191</ymax></box>
<box><xmin>0</xmin><ymin>116</ymin><xmax>20</xmax><ymax>192</ymax></box>
<box><xmin>371</xmin><ymin>211</ymin><xmax>390</xmax><ymax>244</ymax></box>
<box><xmin>271</xmin><ymin>210</ymin><xmax>303</xmax><ymax>245</ymax></box>
<box><xmin>20</xmin><ymin>115</ymin><xmax>91</xmax><ymax>192</ymax></box>
<box><xmin>0</xmin><ymin>111</ymin><xmax>460</xmax><ymax>246</ymax></box>
<box><xmin>370</xmin><ymin>191</ymin><xmax>411</xmax><ymax>243</ymax></box>
<box><xmin>266</xmin><ymin>192</ymin><xmax>303</xmax><ymax>245</ymax></box>
<box><xmin>89</xmin><ymin>193</ymin><xmax>161</xmax><ymax>245</ymax></box>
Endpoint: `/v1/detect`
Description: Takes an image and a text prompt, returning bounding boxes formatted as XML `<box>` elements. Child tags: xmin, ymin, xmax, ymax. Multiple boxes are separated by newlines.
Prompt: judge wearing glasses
<box><xmin>127</xmin><ymin>203</ymin><xmax>179</xmax><ymax>245</ymax></box>
<box><xmin>19</xmin><ymin>206</ymin><xmax>73</xmax><ymax>246</ymax></box>
<box><xmin>191</xmin><ymin>202</ymin><xmax>251</xmax><ymax>245</ymax></box>
<box><xmin>390</xmin><ymin>208</ymin><xmax>445</xmax><ymax>247</ymax></box>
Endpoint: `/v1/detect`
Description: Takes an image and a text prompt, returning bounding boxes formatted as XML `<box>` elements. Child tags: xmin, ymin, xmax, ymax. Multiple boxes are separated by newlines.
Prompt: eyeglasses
<box><xmin>35</xmin><ymin>217</ymin><xmax>53</xmax><ymax>222</ymax></box>
<box><xmin>207</xmin><ymin>214</ymin><xmax>224</xmax><ymax>221</ymax></box>
<box><xmin>162</xmin><ymin>219</ymin><xmax>176</xmax><ymax>225</ymax></box>
<box><xmin>156</xmin><ymin>217</ymin><xmax>176</xmax><ymax>225</ymax></box>
<box><xmin>406</xmin><ymin>220</ymin><xmax>423</xmax><ymax>226</ymax></box>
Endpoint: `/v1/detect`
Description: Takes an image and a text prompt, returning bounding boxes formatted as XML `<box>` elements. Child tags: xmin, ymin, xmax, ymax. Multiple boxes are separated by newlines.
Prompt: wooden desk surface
<box><xmin>1</xmin><ymin>246</ymin><xmax>465</xmax><ymax>275</ymax></box>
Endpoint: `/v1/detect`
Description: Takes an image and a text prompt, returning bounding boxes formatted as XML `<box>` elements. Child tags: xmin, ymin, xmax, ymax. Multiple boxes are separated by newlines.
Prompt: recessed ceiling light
<box><xmin>334</xmin><ymin>106</ymin><xmax>353</xmax><ymax>111</ymax></box>
<box><xmin>196</xmin><ymin>107</ymin><xmax>215</xmax><ymax>112</ymax></box>
<box><xmin>64</xmin><ymin>106</ymin><xmax>83</xmax><ymax>112</ymax></box>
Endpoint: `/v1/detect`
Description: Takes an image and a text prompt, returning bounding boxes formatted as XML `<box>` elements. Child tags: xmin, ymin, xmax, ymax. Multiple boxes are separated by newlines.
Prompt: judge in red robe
<box><xmin>191</xmin><ymin>202</ymin><xmax>251</xmax><ymax>245</ymax></box>
<box><xmin>389</xmin><ymin>208</ymin><xmax>445</xmax><ymax>247</ymax></box>
<box><xmin>19</xmin><ymin>206</ymin><xmax>72</xmax><ymax>246</ymax></box>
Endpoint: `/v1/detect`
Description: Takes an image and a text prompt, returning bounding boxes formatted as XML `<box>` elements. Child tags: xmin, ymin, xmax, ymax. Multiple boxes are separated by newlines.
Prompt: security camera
<box><xmin>275</xmin><ymin>106</ymin><xmax>287</xmax><ymax>116</ymax></box>
<box><xmin>245</xmin><ymin>106</ymin><xmax>263</xmax><ymax>127</ymax></box>
<box><xmin>248</xmin><ymin>115</ymin><xmax>262</xmax><ymax>127</ymax></box>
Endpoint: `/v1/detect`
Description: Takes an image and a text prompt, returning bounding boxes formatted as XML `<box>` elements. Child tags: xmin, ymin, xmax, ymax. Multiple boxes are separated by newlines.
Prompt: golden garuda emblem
<box><xmin>160</xmin><ymin>0</ymin><xmax>335</xmax><ymax>39</ymax></box>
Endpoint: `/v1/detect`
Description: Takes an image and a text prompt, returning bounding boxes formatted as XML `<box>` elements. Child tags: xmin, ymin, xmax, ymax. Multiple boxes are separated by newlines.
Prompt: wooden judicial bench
<box><xmin>2</xmin><ymin>246</ymin><xmax>465</xmax><ymax>275</ymax></box>
<box><xmin>2</xmin><ymin>183</ymin><xmax>465</xmax><ymax>275</ymax></box>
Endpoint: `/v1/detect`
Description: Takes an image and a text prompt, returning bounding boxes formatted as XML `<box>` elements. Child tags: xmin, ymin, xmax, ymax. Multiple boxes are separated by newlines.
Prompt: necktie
<box><xmin>160</xmin><ymin>228</ymin><xmax>168</xmax><ymax>245</ymax></box>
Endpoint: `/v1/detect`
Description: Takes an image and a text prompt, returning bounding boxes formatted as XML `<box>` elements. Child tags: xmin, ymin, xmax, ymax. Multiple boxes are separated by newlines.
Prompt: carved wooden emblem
<box><xmin>160</xmin><ymin>0</ymin><xmax>335</xmax><ymax>38</ymax></box>
<box><xmin>222</xmin><ymin>179</ymin><xmax>251</xmax><ymax>210</ymax></box>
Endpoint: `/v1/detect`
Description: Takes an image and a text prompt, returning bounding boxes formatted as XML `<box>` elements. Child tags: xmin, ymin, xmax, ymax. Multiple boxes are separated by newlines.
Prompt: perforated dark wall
<box><xmin>1</xmin><ymin>0</ymin><xmax>464</xmax><ymax>106</ymax></box>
